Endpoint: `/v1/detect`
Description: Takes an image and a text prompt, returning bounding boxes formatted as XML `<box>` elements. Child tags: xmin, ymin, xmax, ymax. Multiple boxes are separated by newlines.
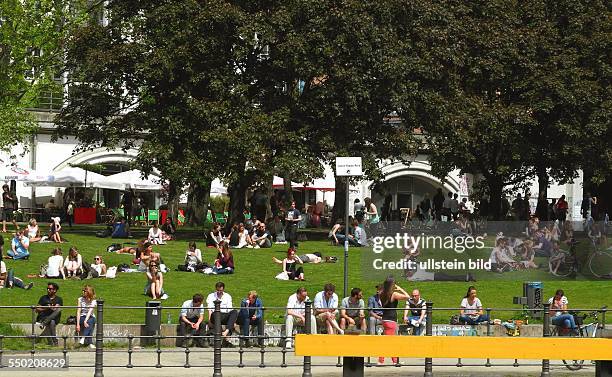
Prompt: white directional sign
<box><xmin>335</xmin><ymin>157</ymin><xmax>363</xmax><ymax>176</ymax></box>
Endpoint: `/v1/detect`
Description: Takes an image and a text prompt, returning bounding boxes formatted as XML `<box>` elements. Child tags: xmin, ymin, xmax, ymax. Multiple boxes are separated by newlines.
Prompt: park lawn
<box><xmin>0</xmin><ymin>230</ymin><xmax>610</xmax><ymax>325</ymax></box>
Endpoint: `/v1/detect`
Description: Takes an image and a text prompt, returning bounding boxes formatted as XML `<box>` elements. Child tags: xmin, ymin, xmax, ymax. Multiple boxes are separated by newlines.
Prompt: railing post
<box><xmin>94</xmin><ymin>299</ymin><xmax>104</xmax><ymax>377</ymax></box>
<box><xmin>600</xmin><ymin>306</ymin><xmax>607</xmax><ymax>332</ymax></box>
<box><xmin>485</xmin><ymin>308</ymin><xmax>492</xmax><ymax>367</ymax></box>
<box><xmin>424</xmin><ymin>301</ymin><xmax>433</xmax><ymax>377</ymax></box>
<box><xmin>213</xmin><ymin>300</ymin><xmax>222</xmax><ymax>377</ymax></box>
<box><xmin>30</xmin><ymin>306</ymin><xmax>36</xmax><ymax>355</ymax></box>
<box><xmin>302</xmin><ymin>301</ymin><xmax>312</xmax><ymax>377</ymax></box>
<box><xmin>540</xmin><ymin>303</ymin><xmax>550</xmax><ymax>377</ymax></box>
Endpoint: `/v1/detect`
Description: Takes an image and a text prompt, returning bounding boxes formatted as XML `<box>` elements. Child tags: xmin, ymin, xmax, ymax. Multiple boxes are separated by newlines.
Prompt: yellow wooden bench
<box><xmin>295</xmin><ymin>334</ymin><xmax>612</xmax><ymax>376</ymax></box>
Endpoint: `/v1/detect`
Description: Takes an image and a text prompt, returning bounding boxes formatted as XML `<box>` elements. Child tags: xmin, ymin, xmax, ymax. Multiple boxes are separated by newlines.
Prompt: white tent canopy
<box><xmin>25</xmin><ymin>167</ymin><xmax>124</xmax><ymax>190</ymax></box>
<box><xmin>106</xmin><ymin>170</ymin><xmax>163</xmax><ymax>191</ymax></box>
<box><xmin>0</xmin><ymin>165</ymin><xmax>53</xmax><ymax>183</ymax></box>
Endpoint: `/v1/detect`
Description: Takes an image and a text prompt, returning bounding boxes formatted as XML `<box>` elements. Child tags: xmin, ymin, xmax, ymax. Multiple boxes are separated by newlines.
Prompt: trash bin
<box><xmin>145</xmin><ymin>301</ymin><xmax>162</xmax><ymax>333</ymax></box>
<box><xmin>524</xmin><ymin>282</ymin><xmax>543</xmax><ymax>319</ymax></box>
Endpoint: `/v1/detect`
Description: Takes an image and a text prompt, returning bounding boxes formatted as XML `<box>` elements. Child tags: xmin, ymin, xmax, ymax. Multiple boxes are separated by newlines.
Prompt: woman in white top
<box><xmin>76</xmin><ymin>285</ymin><xmax>97</xmax><ymax>348</ymax></box>
<box><xmin>459</xmin><ymin>286</ymin><xmax>489</xmax><ymax>324</ymax></box>
<box><xmin>27</xmin><ymin>219</ymin><xmax>41</xmax><ymax>242</ymax></box>
<box><xmin>148</xmin><ymin>223</ymin><xmax>165</xmax><ymax>245</ymax></box>
<box><xmin>235</xmin><ymin>224</ymin><xmax>254</xmax><ymax>249</ymax></box>
<box><xmin>549</xmin><ymin>289</ymin><xmax>576</xmax><ymax>330</ymax></box>
<box><xmin>63</xmin><ymin>246</ymin><xmax>83</xmax><ymax>278</ymax></box>
<box><xmin>145</xmin><ymin>262</ymin><xmax>167</xmax><ymax>300</ymax></box>
<box><xmin>45</xmin><ymin>248</ymin><xmax>65</xmax><ymax>279</ymax></box>
<box><xmin>90</xmin><ymin>255</ymin><xmax>107</xmax><ymax>277</ymax></box>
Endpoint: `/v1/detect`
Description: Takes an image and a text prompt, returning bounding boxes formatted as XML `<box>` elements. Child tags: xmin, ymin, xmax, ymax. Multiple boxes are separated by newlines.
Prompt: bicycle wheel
<box><xmin>562</xmin><ymin>359</ymin><xmax>585</xmax><ymax>370</ymax></box>
<box><xmin>588</xmin><ymin>250</ymin><xmax>612</xmax><ymax>278</ymax></box>
<box><xmin>549</xmin><ymin>258</ymin><xmax>575</xmax><ymax>278</ymax></box>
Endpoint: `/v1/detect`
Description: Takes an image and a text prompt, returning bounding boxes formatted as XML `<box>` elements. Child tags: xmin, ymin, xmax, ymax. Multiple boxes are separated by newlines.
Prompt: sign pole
<box><xmin>335</xmin><ymin>156</ymin><xmax>363</xmax><ymax>300</ymax></box>
<box><xmin>344</xmin><ymin>176</ymin><xmax>350</xmax><ymax>299</ymax></box>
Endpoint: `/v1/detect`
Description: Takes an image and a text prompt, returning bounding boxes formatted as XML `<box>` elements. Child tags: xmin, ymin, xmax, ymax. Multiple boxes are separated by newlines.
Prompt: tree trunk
<box><xmin>487</xmin><ymin>179</ymin><xmax>504</xmax><ymax>221</ymax></box>
<box><xmin>167</xmin><ymin>180</ymin><xmax>181</xmax><ymax>225</ymax></box>
<box><xmin>283</xmin><ymin>175</ymin><xmax>294</xmax><ymax>204</ymax></box>
<box><xmin>264</xmin><ymin>175</ymin><xmax>274</xmax><ymax>221</ymax></box>
<box><xmin>227</xmin><ymin>167</ymin><xmax>255</xmax><ymax>231</ymax></box>
<box><xmin>537</xmin><ymin>166</ymin><xmax>549</xmax><ymax>199</ymax></box>
<box><xmin>331</xmin><ymin>176</ymin><xmax>347</xmax><ymax>223</ymax></box>
<box><xmin>186</xmin><ymin>179</ymin><xmax>211</xmax><ymax>226</ymax></box>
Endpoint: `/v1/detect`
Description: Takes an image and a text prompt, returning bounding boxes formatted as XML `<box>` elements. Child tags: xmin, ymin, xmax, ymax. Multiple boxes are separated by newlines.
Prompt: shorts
<box><xmin>316</xmin><ymin>312</ymin><xmax>336</xmax><ymax>326</ymax></box>
<box><xmin>2</xmin><ymin>209</ymin><xmax>13</xmax><ymax>221</ymax></box>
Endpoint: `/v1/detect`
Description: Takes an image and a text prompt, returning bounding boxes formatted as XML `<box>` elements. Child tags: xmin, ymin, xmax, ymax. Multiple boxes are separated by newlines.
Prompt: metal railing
<box><xmin>0</xmin><ymin>301</ymin><xmax>608</xmax><ymax>376</ymax></box>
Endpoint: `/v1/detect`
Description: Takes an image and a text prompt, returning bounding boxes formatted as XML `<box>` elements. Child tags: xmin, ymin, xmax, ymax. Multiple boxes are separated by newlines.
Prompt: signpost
<box><xmin>335</xmin><ymin>157</ymin><xmax>363</xmax><ymax>298</ymax></box>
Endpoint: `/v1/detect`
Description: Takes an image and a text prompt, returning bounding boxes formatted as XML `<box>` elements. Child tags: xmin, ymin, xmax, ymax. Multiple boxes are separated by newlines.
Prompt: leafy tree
<box><xmin>0</xmin><ymin>0</ymin><xmax>84</xmax><ymax>151</ymax></box>
<box><xmin>400</xmin><ymin>0</ymin><xmax>610</xmax><ymax>219</ymax></box>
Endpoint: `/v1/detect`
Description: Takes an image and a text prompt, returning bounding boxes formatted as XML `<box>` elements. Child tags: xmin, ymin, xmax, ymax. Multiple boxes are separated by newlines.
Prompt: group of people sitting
<box><xmin>39</xmin><ymin>246</ymin><xmax>108</xmax><ymax>280</ymax></box>
<box><xmin>1</xmin><ymin>218</ymin><xmax>65</xmax><ymax>259</ymax></box>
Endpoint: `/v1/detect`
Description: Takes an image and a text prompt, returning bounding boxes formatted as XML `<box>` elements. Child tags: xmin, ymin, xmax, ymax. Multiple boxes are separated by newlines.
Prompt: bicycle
<box><xmin>586</xmin><ymin>236</ymin><xmax>612</xmax><ymax>279</ymax></box>
<box><xmin>550</xmin><ymin>307</ymin><xmax>606</xmax><ymax>370</ymax></box>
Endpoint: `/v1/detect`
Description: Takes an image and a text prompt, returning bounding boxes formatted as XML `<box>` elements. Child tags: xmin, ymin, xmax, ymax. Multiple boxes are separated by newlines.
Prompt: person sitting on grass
<box><xmin>490</xmin><ymin>237</ymin><xmax>519</xmax><ymax>272</ymax></box>
<box><xmin>145</xmin><ymin>262</ymin><xmax>168</xmax><ymax>300</ymax></box>
<box><xmin>181</xmin><ymin>241</ymin><xmax>209</xmax><ymax>272</ymax></box>
<box><xmin>148</xmin><ymin>223</ymin><xmax>165</xmax><ymax>245</ymax></box>
<box><xmin>160</xmin><ymin>218</ymin><xmax>176</xmax><ymax>241</ymax></box>
<box><xmin>212</xmin><ymin>243</ymin><xmax>234</xmax><ymax>275</ymax></box>
<box><xmin>44</xmin><ymin>248</ymin><xmax>66</xmax><ymax>279</ymax></box>
<box><xmin>329</xmin><ymin>220</ymin><xmax>360</xmax><ymax>246</ymax></box>
<box><xmin>63</xmin><ymin>246</ymin><xmax>83</xmax><ymax>278</ymax></box>
<box><xmin>282</xmin><ymin>248</ymin><xmax>304</xmax><ymax>281</ymax></box>
<box><xmin>8</xmin><ymin>229</ymin><xmax>30</xmax><ymax>260</ymax></box>
<box><xmin>76</xmin><ymin>285</ymin><xmax>96</xmax><ymax>348</ymax></box>
<box><xmin>232</xmin><ymin>223</ymin><xmax>254</xmax><ymax>249</ymax></box>
<box><xmin>272</xmin><ymin>251</ymin><xmax>337</xmax><ymax>265</ymax></box>
<box><xmin>207</xmin><ymin>223</ymin><xmax>224</xmax><ymax>248</ymax></box>
<box><xmin>0</xmin><ymin>260</ymin><xmax>33</xmax><ymax>289</ymax></box>
<box><xmin>459</xmin><ymin>286</ymin><xmax>489</xmax><ymax>325</ymax></box>
<box><xmin>518</xmin><ymin>240</ymin><xmax>538</xmax><ymax>269</ymax></box>
<box><xmin>340</xmin><ymin>287</ymin><xmax>366</xmax><ymax>332</ymax></box>
<box><xmin>90</xmin><ymin>255</ymin><xmax>107</xmax><ymax>278</ymax></box>
<box><xmin>49</xmin><ymin>217</ymin><xmax>63</xmax><ymax>243</ymax></box>
<box><xmin>111</xmin><ymin>217</ymin><xmax>128</xmax><ymax>238</ymax></box>
<box><xmin>251</xmin><ymin>223</ymin><xmax>271</xmax><ymax>248</ymax></box>
<box><xmin>138</xmin><ymin>242</ymin><xmax>160</xmax><ymax>272</ymax></box>
<box><xmin>27</xmin><ymin>219</ymin><xmax>42</xmax><ymax>242</ymax></box>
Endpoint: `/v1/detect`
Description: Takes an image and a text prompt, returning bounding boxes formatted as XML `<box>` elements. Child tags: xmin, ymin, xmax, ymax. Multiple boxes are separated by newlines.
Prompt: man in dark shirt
<box><xmin>285</xmin><ymin>201</ymin><xmax>301</xmax><ymax>248</ymax></box>
<box><xmin>2</xmin><ymin>184</ymin><xmax>18</xmax><ymax>233</ymax></box>
<box><xmin>36</xmin><ymin>282</ymin><xmax>63</xmax><ymax>346</ymax></box>
<box><xmin>432</xmin><ymin>188</ymin><xmax>445</xmax><ymax>221</ymax></box>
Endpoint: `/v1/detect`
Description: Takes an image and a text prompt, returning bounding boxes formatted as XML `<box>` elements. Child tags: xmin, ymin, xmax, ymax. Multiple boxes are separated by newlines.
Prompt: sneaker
<box><xmin>246</xmin><ymin>245</ymin><xmax>253</xmax><ymax>249</ymax></box>
<box><xmin>337</xmin><ymin>329</ymin><xmax>344</xmax><ymax>335</ymax></box>
<box><xmin>25</xmin><ymin>282</ymin><xmax>34</xmax><ymax>290</ymax></box>
<box><xmin>79</xmin><ymin>337</ymin><xmax>85</xmax><ymax>345</ymax></box>
<box><xmin>160</xmin><ymin>293</ymin><xmax>169</xmax><ymax>300</ymax></box>
<box><xmin>285</xmin><ymin>341</ymin><xmax>293</xmax><ymax>349</ymax></box>
<box><xmin>89</xmin><ymin>344</ymin><xmax>96</xmax><ymax>349</ymax></box>
<box><xmin>254</xmin><ymin>245</ymin><xmax>260</xmax><ymax>249</ymax></box>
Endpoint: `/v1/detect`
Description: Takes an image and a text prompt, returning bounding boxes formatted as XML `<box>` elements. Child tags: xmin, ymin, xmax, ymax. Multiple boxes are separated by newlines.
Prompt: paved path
<box><xmin>1</xmin><ymin>348</ymin><xmax>597</xmax><ymax>376</ymax></box>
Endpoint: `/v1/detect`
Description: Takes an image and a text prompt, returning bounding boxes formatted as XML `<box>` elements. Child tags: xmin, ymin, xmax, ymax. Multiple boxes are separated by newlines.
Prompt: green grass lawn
<box><xmin>0</xmin><ymin>229</ymin><xmax>610</xmax><ymax>325</ymax></box>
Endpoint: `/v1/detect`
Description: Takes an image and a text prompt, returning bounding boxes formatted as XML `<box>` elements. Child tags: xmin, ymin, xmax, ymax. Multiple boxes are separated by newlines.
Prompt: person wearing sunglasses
<box><xmin>145</xmin><ymin>262</ymin><xmax>168</xmax><ymax>300</ymax></box>
<box><xmin>35</xmin><ymin>282</ymin><xmax>63</xmax><ymax>345</ymax></box>
<box><xmin>90</xmin><ymin>256</ymin><xmax>107</xmax><ymax>278</ymax></box>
